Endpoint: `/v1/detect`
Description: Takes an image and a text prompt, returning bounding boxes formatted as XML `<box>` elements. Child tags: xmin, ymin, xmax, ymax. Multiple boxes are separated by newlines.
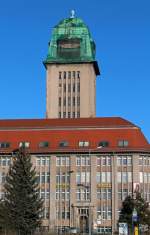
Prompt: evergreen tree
<box><xmin>0</xmin><ymin>148</ymin><xmax>43</xmax><ymax>235</ymax></box>
<box><xmin>119</xmin><ymin>193</ymin><xmax>150</xmax><ymax>230</ymax></box>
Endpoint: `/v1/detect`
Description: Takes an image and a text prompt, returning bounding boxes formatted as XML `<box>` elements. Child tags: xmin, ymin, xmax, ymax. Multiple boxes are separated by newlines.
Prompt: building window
<box><xmin>63</xmin><ymin>98</ymin><xmax>66</xmax><ymax>106</ymax></box>
<box><xmin>76</xmin><ymin>156</ymin><xmax>90</xmax><ymax>166</ymax></box>
<box><xmin>0</xmin><ymin>142</ymin><xmax>10</xmax><ymax>148</ymax></box>
<box><xmin>68</xmin><ymin>97</ymin><xmax>71</xmax><ymax>106</ymax></box>
<box><xmin>102</xmin><ymin>157</ymin><xmax>106</xmax><ymax>165</ymax></box>
<box><xmin>77</xmin><ymin>112</ymin><xmax>80</xmax><ymax>118</ymax></box>
<box><xmin>122</xmin><ymin>189</ymin><xmax>128</xmax><ymax>200</ymax></box>
<box><xmin>117</xmin><ymin>157</ymin><xmax>122</xmax><ymax>166</ymax></box>
<box><xmin>72</xmin><ymin>112</ymin><xmax>75</xmax><ymax>118</ymax></box>
<box><xmin>76</xmin><ymin>172</ymin><xmax>90</xmax><ymax>184</ymax></box>
<box><xmin>59</xmin><ymin>141</ymin><xmax>69</xmax><ymax>147</ymax></box>
<box><xmin>79</xmin><ymin>141</ymin><xmax>89</xmax><ymax>147</ymax></box>
<box><xmin>59</xmin><ymin>97</ymin><xmax>61</xmax><ymax>106</ymax></box>
<box><xmin>39</xmin><ymin>141</ymin><xmax>49</xmax><ymax>148</ymax></box>
<box><xmin>77</xmin><ymin>71</ymin><xmax>80</xmax><ymax>78</ymax></box>
<box><xmin>56</xmin><ymin>156</ymin><xmax>70</xmax><ymax>166</ymax></box>
<box><xmin>0</xmin><ymin>156</ymin><xmax>11</xmax><ymax>166</ymax></box>
<box><xmin>63</xmin><ymin>112</ymin><xmax>66</xmax><ymax>118</ymax></box>
<box><xmin>73</xmin><ymin>71</ymin><xmax>75</xmax><ymax>79</ymax></box>
<box><xmin>19</xmin><ymin>142</ymin><xmax>30</xmax><ymax>148</ymax></box>
<box><xmin>59</xmin><ymin>112</ymin><xmax>61</xmax><ymax>118</ymax></box>
<box><xmin>59</xmin><ymin>72</ymin><xmax>62</xmax><ymax>79</ymax></box>
<box><xmin>97</xmin><ymin>172</ymin><xmax>112</xmax><ymax>183</ymax></box>
<box><xmin>122</xmin><ymin>172</ymin><xmax>128</xmax><ymax>183</ymax></box>
<box><xmin>98</xmin><ymin>141</ymin><xmax>109</xmax><ymax>147</ymax></box>
<box><xmin>139</xmin><ymin>172</ymin><xmax>143</xmax><ymax>183</ymax></box>
<box><xmin>128</xmin><ymin>156</ymin><xmax>132</xmax><ymax>165</ymax></box>
<box><xmin>76</xmin><ymin>188</ymin><xmax>90</xmax><ymax>201</ymax></box>
<box><xmin>118</xmin><ymin>140</ymin><xmax>129</xmax><ymax>147</ymax></box>
<box><xmin>77</xmin><ymin>83</ymin><xmax>80</xmax><ymax>92</ymax></box>
<box><xmin>68</xmin><ymin>71</ymin><xmax>71</xmax><ymax>79</ymax></box>
<box><xmin>77</xmin><ymin>97</ymin><xmax>80</xmax><ymax>106</ymax></box>
<box><xmin>118</xmin><ymin>172</ymin><xmax>132</xmax><ymax>183</ymax></box>
<box><xmin>117</xmin><ymin>172</ymin><xmax>121</xmax><ymax>183</ymax></box>
<box><xmin>63</xmin><ymin>71</ymin><xmax>66</xmax><ymax>79</ymax></box>
<box><xmin>123</xmin><ymin>156</ymin><xmax>127</xmax><ymax>165</ymax></box>
<box><xmin>97</xmin><ymin>157</ymin><xmax>101</xmax><ymax>166</ymax></box>
<box><xmin>68</xmin><ymin>112</ymin><xmax>71</xmax><ymax>118</ymax></box>
<box><xmin>117</xmin><ymin>155</ymin><xmax>132</xmax><ymax>166</ymax></box>
<box><xmin>68</xmin><ymin>84</ymin><xmax>71</xmax><ymax>92</ymax></box>
<box><xmin>73</xmin><ymin>97</ymin><xmax>75</xmax><ymax>106</ymax></box>
<box><xmin>73</xmin><ymin>84</ymin><xmax>75</xmax><ymax>92</ymax></box>
<box><xmin>98</xmin><ymin>156</ymin><xmax>111</xmax><ymax>166</ymax></box>
<box><xmin>96</xmin><ymin>172</ymin><xmax>101</xmax><ymax>183</ymax></box>
<box><xmin>63</xmin><ymin>84</ymin><xmax>66</xmax><ymax>92</ymax></box>
<box><xmin>36</xmin><ymin>156</ymin><xmax>50</xmax><ymax>166</ymax></box>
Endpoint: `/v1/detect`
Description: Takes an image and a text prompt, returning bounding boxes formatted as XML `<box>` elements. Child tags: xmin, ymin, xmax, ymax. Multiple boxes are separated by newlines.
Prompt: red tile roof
<box><xmin>0</xmin><ymin>117</ymin><xmax>149</xmax><ymax>153</ymax></box>
<box><xmin>0</xmin><ymin>117</ymin><xmax>136</xmax><ymax>129</ymax></box>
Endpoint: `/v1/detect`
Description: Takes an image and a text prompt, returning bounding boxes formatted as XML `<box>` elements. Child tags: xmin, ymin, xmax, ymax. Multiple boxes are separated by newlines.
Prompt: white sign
<box><xmin>119</xmin><ymin>223</ymin><xmax>128</xmax><ymax>235</ymax></box>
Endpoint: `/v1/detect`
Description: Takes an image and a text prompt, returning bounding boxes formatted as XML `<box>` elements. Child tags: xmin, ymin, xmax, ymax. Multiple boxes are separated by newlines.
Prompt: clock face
<box><xmin>57</xmin><ymin>38</ymin><xmax>80</xmax><ymax>59</ymax></box>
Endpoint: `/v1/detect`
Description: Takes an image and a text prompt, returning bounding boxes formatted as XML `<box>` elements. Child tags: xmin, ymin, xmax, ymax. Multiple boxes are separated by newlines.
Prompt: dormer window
<box><xmin>98</xmin><ymin>141</ymin><xmax>109</xmax><ymax>147</ymax></box>
<box><xmin>19</xmin><ymin>142</ymin><xmax>30</xmax><ymax>148</ymax></box>
<box><xmin>39</xmin><ymin>141</ymin><xmax>49</xmax><ymax>148</ymax></box>
<box><xmin>0</xmin><ymin>142</ymin><xmax>10</xmax><ymax>148</ymax></box>
<box><xmin>118</xmin><ymin>140</ymin><xmax>129</xmax><ymax>147</ymax></box>
<box><xmin>59</xmin><ymin>141</ymin><xmax>69</xmax><ymax>147</ymax></box>
<box><xmin>79</xmin><ymin>141</ymin><xmax>89</xmax><ymax>147</ymax></box>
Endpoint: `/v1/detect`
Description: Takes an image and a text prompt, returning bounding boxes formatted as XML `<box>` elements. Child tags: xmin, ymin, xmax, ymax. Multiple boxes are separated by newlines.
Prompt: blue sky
<box><xmin>0</xmin><ymin>0</ymin><xmax>150</xmax><ymax>142</ymax></box>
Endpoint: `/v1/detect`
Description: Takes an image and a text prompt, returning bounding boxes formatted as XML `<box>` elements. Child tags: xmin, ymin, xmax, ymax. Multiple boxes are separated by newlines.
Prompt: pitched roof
<box><xmin>0</xmin><ymin>117</ymin><xmax>136</xmax><ymax>130</ymax></box>
<box><xmin>0</xmin><ymin>117</ymin><xmax>149</xmax><ymax>153</ymax></box>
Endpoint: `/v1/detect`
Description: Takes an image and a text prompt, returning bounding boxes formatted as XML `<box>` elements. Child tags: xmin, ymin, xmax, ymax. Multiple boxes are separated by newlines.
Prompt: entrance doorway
<box><xmin>80</xmin><ymin>215</ymin><xmax>88</xmax><ymax>233</ymax></box>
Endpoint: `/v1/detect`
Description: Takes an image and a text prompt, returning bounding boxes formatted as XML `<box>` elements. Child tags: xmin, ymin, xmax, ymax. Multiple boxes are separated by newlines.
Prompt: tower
<box><xmin>44</xmin><ymin>12</ymin><xmax>100</xmax><ymax>118</ymax></box>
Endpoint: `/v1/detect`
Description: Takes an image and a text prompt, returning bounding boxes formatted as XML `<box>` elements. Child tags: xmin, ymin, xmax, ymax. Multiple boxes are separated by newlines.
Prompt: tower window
<box><xmin>68</xmin><ymin>71</ymin><xmax>71</xmax><ymax>79</ymax></box>
<box><xmin>77</xmin><ymin>83</ymin><xmax>80</xmax><ymax>92</ymax></box>
<box><xmin>77</xmin><ymin>71</ymin><xmax>80</xmax><ymax>78</ymax></box>
<box><xmin>73</xmin><ymin>71</ymin><xmax>76</xmax><ymax>79</ymax></box>
<box><xmin>73</xmin><ymin>84</ymin><xmax>75</xmax><ymax>92</ymax></box>
<box><xmin>73</xmin><ymin>97</ymin><xmax>75</xmax><ymax>106</ymax></box>
<box><xmin>63</xmin><ymin>98</ymin><xmax>66</xmax><ymax>106</ymax></box>
<box><xmin>59</xmin><ymin>72</ymin><xmax>62</xmax><ymax>79</ymax></box>
<box><xmin>68</xmin><ymin>84</ymin><xmax>71</xmax><ymax>92</ymax></box>
<box><xmin>68</xmin><ymin>97</ymin><xmax>71</xmax><ymax>106</ymax></box>
<box><xmin>64</xmin><ymin>71</ymin><xmax>66</xmax><ymax>79</ymax></box>
<box><xmin>63</xmin><ymin>84</ymin><xmax>66</xmax><ymax>92</ymax></box>
<box><xmin>59</xmin><ymin>97</ymin><xmax>61</xmax><ymax>106</ymax></box>
<box><xmin>77</xmin><ymin>97</ymin><xmax>80</xmax><ymax>106</ymax></box>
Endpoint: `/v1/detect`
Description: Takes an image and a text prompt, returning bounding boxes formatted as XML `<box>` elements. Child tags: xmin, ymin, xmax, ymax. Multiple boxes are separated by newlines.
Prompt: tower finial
<box><xmin>70</xmin><ymin>9</ymin><xmax>75</xmax><ymax>19</ymax></box>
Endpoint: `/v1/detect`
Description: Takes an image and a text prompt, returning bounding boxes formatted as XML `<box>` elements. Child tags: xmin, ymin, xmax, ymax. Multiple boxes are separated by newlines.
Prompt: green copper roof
<box><xmin>44</xmin><ymin>15</ymin><xmax>96</xmax><ymax>63</ymax></box>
